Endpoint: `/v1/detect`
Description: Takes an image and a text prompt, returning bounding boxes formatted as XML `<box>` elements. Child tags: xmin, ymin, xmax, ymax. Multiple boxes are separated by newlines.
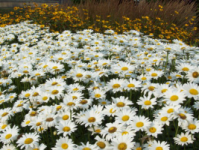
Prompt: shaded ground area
<box><xmin>0</xmin><ymin>8</ymin><xmax>14</xmax><ymax>14</ymax></box>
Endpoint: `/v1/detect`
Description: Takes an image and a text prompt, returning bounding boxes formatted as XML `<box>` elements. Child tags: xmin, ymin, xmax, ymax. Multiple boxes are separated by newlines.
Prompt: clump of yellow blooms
<box><xmin>0</xmin><ymin>3</ymin><xmax>198</xmax><ymax>46</ymax></box>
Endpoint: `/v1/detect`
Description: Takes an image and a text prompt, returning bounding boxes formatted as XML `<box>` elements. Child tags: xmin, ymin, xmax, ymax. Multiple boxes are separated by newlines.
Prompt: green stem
<box><xmin>184</xmin><ymin>98</ymin><xmax>192</xmax><ymax>107</ymax></box>
<box><xmin>129</xmin><ymin>89</ymin><xmax>133</xmax><ymax>101</ymax></box>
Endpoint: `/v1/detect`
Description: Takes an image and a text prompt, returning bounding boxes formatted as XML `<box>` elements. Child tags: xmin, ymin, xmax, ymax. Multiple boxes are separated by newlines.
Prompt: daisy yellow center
<box><xmin>151</xmin><ymin>73</ymin><xmax>157</xmax><ymax>77</ymax></box>
<box><xmin>95</xmin><ymin>94</ymin><xmax>101</xmax><ymax>98</ymax></box>
<box><xmin>188</xmin><ymin>124</ymin><xmax>196</xmax><ymax>130</ymax></box>
<box><xmin>26</xmin><ymin>121</ymin><xmax>30</xmax><ymax>125</ymax></box>
<box><xmin>2</xmin><ymin>112</ymin><xmax>8</xmax><ymax>117</ymax></box>
<box><xmin>121</xmin><ymin>67</ymin><xmax>128</xmax><ymax>71</ymax></box>
<box><xmin>178</xmin><ymin>113</ymin><xmax>187</xmax><ymax>119</ymax></box>
<box><xmin>33</xmin><ymin>92</ymin><xmax>39</xmax><ymax>97</ymax></box>
<box><xmin>182</xmin><ymin>67</ymin><xmax>189</xmax><ymax>71</ymax></box>
<box><xmin>95</xmin><ymin>129</ymin><xmax>101</xmax><ymax>133</ymax></box>
<box><xmin>10</xmin><ymin>96</ymin><xmax>14</xmax><ymax>99</ymax></box>
<box><xmin>146</xmin><ymin>68</ymin><xmax>151</xmax><ymax>72</ymax></box>
<box><xmin>99</xmin><ymin>72</ymin><xmax>104</xmax><ymax>75</ymax></box>
<box><xmin>118</xmin><ymin>143</ymin><xmax>127</xmax><ymax>150</ymax></box>
<box><xmin>62</xmin><ymin>115</ymin><xmax>69</xmax><ymax>120</ymax></box>
<box><xmin>86</xmin><ymin>75</ymin><xmax>91</xmax><ymax>78</ymax></box>
<box><xmin>62</xmin><ymin>75</ymin><xmax>67</xmax><ymax>79</ymax></box>
<box><xmin>127</xmin><ymin>84</ymin><xmax>135</xmax><ymax>88</ymax></box>
<box><xmin>73</xmin><ymin>88</ymin><xmax>79</xmax><ymax>91</ymax></box>
<box><xmin>147</xmin><ymin>47</ymin><xmax>153</xmax><ymax>51</ymax></box>
<box><xmin>72</xmin><ymin>96</ymin><xmax>77</xmax><ymax>100</ymax></box>
<box><xmin>156</xmin><ymin>147</ymin><xmax>163</xmax><ymax>150</ymax></box>
<box><xmin>136</xmin><ymin>147</ymin><xmax>142</xmax><ymax>150</ymax></box>
<box><xmin>112</xmin><ymin>84</ymin><xmax>120</xmax><ymax>89</ymax></box>
<box><xmin>67</xmin><ymin>102</ymin><xmax>75</xmax><ymax>106</ymax></box>
<box><xmin>23</xmin><ymin>70</ymin><xmax>29</xmax><ymax>73</ymax></box>
<box><xmin>25</xmin><ymin>93</ymin><xmax>30</xmax><ymax>97</ymax></box>
<box><xmin>122</xmin><ymin>131</ymin><xmax>128</xmax><ymax>135</ymax></box>
<box><xmin>170</xmin><ymin>95</ymin><xmax>179</xmax><ymax>101</ymax></box>
<box><xmin>52</xmin><ymin>82</ymin><xmax>58</xmax><ymax>86</ymax></box>
<box><xmin>24</xmin><ymin>138</ymin><xmax>33</xmax><ymax>144</ymax></box>
<box><xmin>116</xmin><ymin>102</ymin><xmax>125</xmax><ymax>107</ymax></box>
<box><xmin>136</xmin><ymin>122</ymin><xmax>144</xmax><ymax>127</ymax></box>
<box><xmin>148</xmin><ymin>86</ymin><xmax>155</xmax><ymax>91</ymax></box>
<box><xmin>43</xmin><ymin>65</ymin><xmax>48</xmax><ymax>68</ymax></box>
<box><xmin>1</xmin><ymin>124</ymin><xmax>7</xmax><ymax>129</ymax></box>
<box><xmin>56</xmin><ymin>106</ymin><xmax>62</xmax><ymax>110</ymax></box>
<box><xmin>144</xmin><ymin>100</ymin><xmax>151</xmax><ymax>105</ymax></box>
<box><xmin>141</xmin><ymin>77</ymin><xmax>147</xmax><ymax>80</ymax></box>
<box><xmin>52</xmin><ymin>66</ymin><xmax>58</xmax><ymax>69</ymax></box>
<box><xmin>46</xmin><ymin>117</ymin><xmax>54</xmax><ymax>122</ymax></box>
<box><xmin>36</xmin><ymin>122</ymin><xmax>41</xmax><ymax>126</ymax></box>
<box><xmin>167</xmin><ymin>108</ymin><xmax>174</xmax><ymax>113</ymax></box>
<box><xmin>83</xmin><ymin>147</ymin><xmax>91</xmax><ymax>150</ymax></box>
<box><xmin>38</xmin><ymin>127</ymin><xmax>44</xmax><ymax>132</ymax></box>
<box><xmin>189</xmin><ymin>89</ymin><xmax>198</xmax><ymax>95</ymax></box>
<box><xmin>97</xmin><ymin>142</ymin><xmax>106</xmax><ymax>149</ymax></box>
<box><xmin>101</xmin><ymin>101</ymin><xmax>106</xmax><ymax>105</ymax></box>
<box><xmin>80</xmin><ymin>100</ymin><xmax>88</xmax><ymax>104</ymax></box>
<box><xmin>17</xmin><ymin>103</ymin><xmax>23</xmax><ymax>107</ymax></box>
<box><xmin>180</xmin><ymin>137</ymin><xmax>188</xmax><ymax>142</ymax></box>
<box><xmin>102</xmin><ymin>63</ymin><xmax>107</xmax><ymax>66</ymax></box>
<box><xmin>61</xmin><ymin>143</ymin><xmax>68</xmax><ymax>149</ymax></box>
<box><xmin>176</xmin><ymin>74</ymin><xmax>181</xmax><ymax>78</ymax></box>
<box><xmin>88</xmin><ymin>117</ymin><xmax>96</xmax><ymax>122</ymax></box>
<box><xmin>161</xmin><ymin>89</ymin><xmax>167</xmax><ymax>93</ymax></box>
<box><xmin>192</xmin><ymin>72</ymin><xmax>199</xmax><ymax>78</ymax></box>
<box><xmin>30</xmin><ymin>111</ymin><xmax>36</xmax><ymax>116</ymax></box>
<box><xmin>35</xmin><ymin>73</ymin><xmax>40</xmax><ymax>76</ymax></box>
<box><xmin>168</xmin><ymin>76</ymin><xmax>172</xmax><ymax>79</ymax></box>
<box><xmin>76</xmin><ymin>73</ymin><xmax>83</xmax><ymax>78</ymax></box>
<box><xmin>108</xmin><ymin>127</ymin><xmax>117</xmax><ymax>133</ymax></box>
<box><xmin>63</xmin><ymin>126</ymin><xmax>70</xmax><ymax>132</ymax></box>
<box><xmin>33</xmin><ymin>149</ymin><xmax>39</xmax><ymax>150</ymax></box>
<box><xmin>109</xmin><ymin>108</ymin><xmax>116</xmax><ymax>113</ymax></box>
<box><xmin>122</xmin><ymin>115</ymin><xmax>129</xmax><ymax>121</ymax></box>
<box><xmin>161</xmin><ymin>117</ymin><xmax>168</xmax><ymax>122</ymax></box>
<box><xmin>5</xmin><ymin>134</ymin><xmax>12</xmax><ymax>139</ymax></box>
<box><xmin>51</xmin><ymin>90</ymin><xmax>59</xmax><ymax>95</ymax></box>
<box><xmin>149</xmin><ymin>127</ymin><xmax>157</xmax><ymax>133</ymax></box>
<box><xmin>42</xmin><ymin>96</ymin><xmax>48</xmax><ymax>101</ymax></box>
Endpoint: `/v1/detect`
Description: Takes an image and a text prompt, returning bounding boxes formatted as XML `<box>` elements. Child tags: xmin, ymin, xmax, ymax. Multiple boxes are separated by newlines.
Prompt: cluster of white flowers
<box><xmin>0</xmin><ymin>21</ymin><xmax>198</xmax><ymax>150</ymax></box>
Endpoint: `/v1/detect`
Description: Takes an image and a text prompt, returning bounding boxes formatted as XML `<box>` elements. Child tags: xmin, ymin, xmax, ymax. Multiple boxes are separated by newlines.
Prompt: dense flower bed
<box><xmin>0</xmin><ymin>21</ymin><xmax>199</xmax><ymax>149</ymax></box>
<box><xmin>0</xmin><ymin>2</ymin><xmax>198</xmax><ymax>46</ymax></box>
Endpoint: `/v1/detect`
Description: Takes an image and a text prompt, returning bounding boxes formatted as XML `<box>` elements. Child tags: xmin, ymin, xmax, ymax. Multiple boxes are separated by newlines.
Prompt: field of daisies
<box><xmin>0</xmin><ymin>20</ymin><xmax>199</xmax><ymax>150</ymax></box>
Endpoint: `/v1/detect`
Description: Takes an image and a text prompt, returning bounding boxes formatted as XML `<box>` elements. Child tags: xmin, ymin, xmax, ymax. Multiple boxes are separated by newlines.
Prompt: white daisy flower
<box><xmin>52</xmin><ymin>136</ymin><xmax>75</xmax><ymax>150</ymax></box>
<box><xmin>137</xmin><ymin>94</ymin><xmax>157</xmax><ymax>110</ymax></box>
<box><xmin>115</xmin><ymin>108</ymin><xmax>136</xmax><ymax>125</ymax></box>
<box><xmin>55</xmin><ymin>120</ymin><xmax>77</xmax><ymax>136</ymax></box>
<box><xmin>149</xmin><ymin>140</ymin><xmax>170</xmax><ymax>150</ymax></box>
<box><xmin>17</xmin><ymin>133</ymin><xmax>40</xmax><ymax>149</ymax></box>
<box><xmin>183</xmin><ymin>83</ymin><xmax>199</xmax><ymax>99</ymax></box>
<box><xmin>110</xmin><ymin>134</ymin><xmax>135</xmax><ymax>150</ymax></box>
<box><xmin>131</xmin><ymin>115</ymin><xmax>150</xmax><ymax>132</ymax></box>
<box><xmin>76</xmin><ymin>142</ymin><xmax>98</xmax><ymax>150</ymax></box>
<box><xmin>182</xmin><ymin>118</ymin><xmax>199</xmax><ymax>134</ymax></box>
<box><xmin>163</xmin><ymin>88</ymin><xmax>186</xmax><ymax>105</ymax></box>
<box><xmin>95</xmin><ymin>135</ymin><xmax>111</xmax><ymax>150</ymax></box>
<box><xmin>145</xmin><ymin>121</ymin><xmax>163</xmax><ymax>138</ymax></box>
<box><xmin>112</xmin><ymin>96</ymin><xmax>133</xmax><ymax>110</ymax></box>
<box><xmin>174</xmin><ymin>132</ymin><xmax>195</xmax><ymax>146</ymax></box>
<box><xmin>0</xmin><ymin>125</ymin><xmax>19</xmax><ymax>144</ymax></box>
<box><xmin>101</xmin><ymin>122</ymin><xmax>123</xmax><ymax>141</ymax></box>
